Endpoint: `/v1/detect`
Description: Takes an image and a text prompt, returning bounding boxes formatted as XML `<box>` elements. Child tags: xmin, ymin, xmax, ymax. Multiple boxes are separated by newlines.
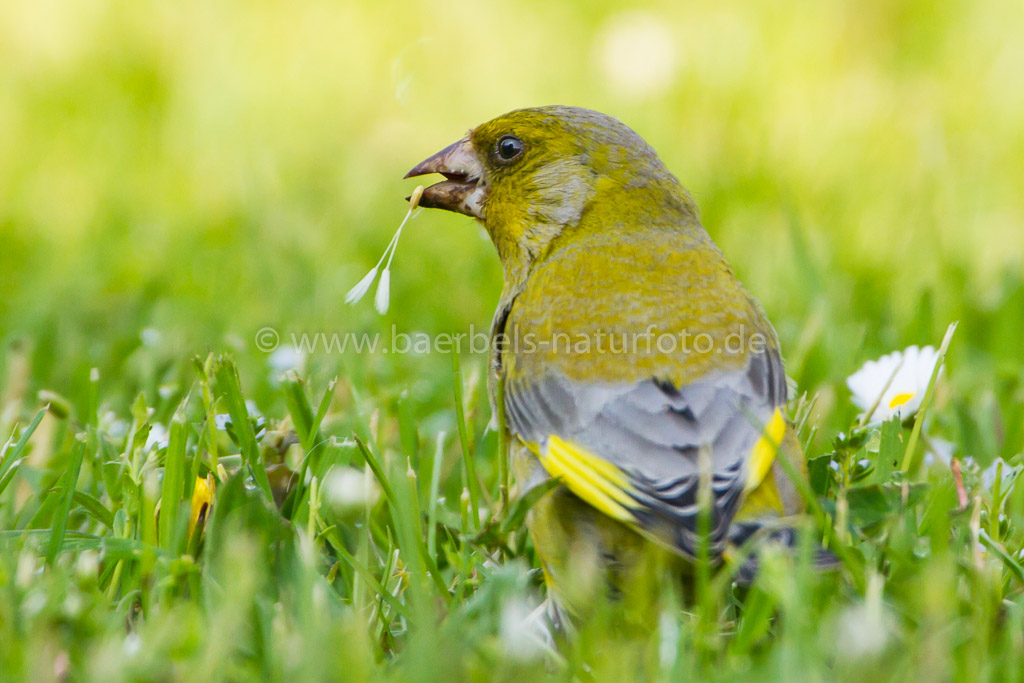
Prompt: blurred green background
<box><xmin>2</xmin><ymin>0</ymin><xmax>1023</xmax><ymax>447</ymax></box>
<box><xmin>3</xmin><ymin>2</ymin><xmax>1024</xmax><ymax>680</ymax></box>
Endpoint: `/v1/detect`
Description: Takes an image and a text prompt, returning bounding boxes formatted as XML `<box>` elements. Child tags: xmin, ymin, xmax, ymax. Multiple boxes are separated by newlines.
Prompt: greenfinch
<box><xmin>407</xmin><ymin>106</ymin><xmax>808</xmax><ymax>618</ymax></box>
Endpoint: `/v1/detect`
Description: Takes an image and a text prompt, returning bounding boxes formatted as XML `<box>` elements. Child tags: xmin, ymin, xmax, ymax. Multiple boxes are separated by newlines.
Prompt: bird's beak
<box><xmin>404</xmin><ymin>137</ymin><xmax>486</xmax><ymax>219</ymax></box>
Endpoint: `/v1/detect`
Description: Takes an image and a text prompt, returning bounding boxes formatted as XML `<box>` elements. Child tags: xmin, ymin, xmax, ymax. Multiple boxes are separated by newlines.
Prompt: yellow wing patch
<box><xmin>526</xmin><ymin>435</ymin><xmax>640</xmax><ymax>523</ymax></box>
<box><xmin>744</xmin><ymin>407</ymin><xmax>786</xmax><ymax>494</ymax></box>
<box><xmin>526</xmin><ymin>407</ymin><xmax>787</xmax><ymax>526</ymax></box>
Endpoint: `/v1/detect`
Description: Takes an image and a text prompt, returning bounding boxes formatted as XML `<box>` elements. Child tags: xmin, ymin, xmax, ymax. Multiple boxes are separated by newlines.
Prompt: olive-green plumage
<box><xmin>407</xmin><ymin>106</ymin><xmax>806</xmax><ymax>620</ymax></box>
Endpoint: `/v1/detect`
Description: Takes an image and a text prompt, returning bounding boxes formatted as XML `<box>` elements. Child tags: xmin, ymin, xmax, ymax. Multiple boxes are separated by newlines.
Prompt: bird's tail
<box><xmin>726</xmin><ymin>520</ymin><xmax>840</xmax><ymax>585</ymax></box>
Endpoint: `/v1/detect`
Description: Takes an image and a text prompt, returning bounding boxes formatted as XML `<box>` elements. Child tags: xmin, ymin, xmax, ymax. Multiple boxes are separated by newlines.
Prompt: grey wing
<box><xmin>505</xmin><ymin>348</ymin><xmax>786</xmax><ymax>556</ymax></box>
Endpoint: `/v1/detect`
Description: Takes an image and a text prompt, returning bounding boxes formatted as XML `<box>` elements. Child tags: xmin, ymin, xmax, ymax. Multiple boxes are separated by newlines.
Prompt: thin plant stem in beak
<box><xmin>346</xmin><ymin>185</ymin><xmax>425</xmax><ymax>314</ymax></box>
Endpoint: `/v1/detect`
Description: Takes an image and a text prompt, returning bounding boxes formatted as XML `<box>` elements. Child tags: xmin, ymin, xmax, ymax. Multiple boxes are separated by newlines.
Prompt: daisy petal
<box><xmin>345</xmin><ymin>267</ymin><xmax>378</xmax><ymax>305</ymax></box>
<box><xmin>374</xmin><ymin>269</ymin><xmax>391</xmax><ymax>315</ymax></box>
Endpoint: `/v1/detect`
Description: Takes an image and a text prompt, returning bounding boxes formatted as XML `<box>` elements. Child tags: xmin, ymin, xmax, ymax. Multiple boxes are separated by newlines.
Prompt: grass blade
<box><xmin>901</xmin><ymin>321</ymin><xmax>959</xmax><ymax>473</ymax></box>
<box><xmin>0</xmin><ymin>407</ymin><xmax>47</xmax><ymax>497</ymax></box>
<box><xmin>213</xmin><ymin>357</ymin><xmax>272</xmax><ymax>500</ymax></box>
<box><xmin>159</xmin><ymin>415</ymin><xmax>188</xmax><ymax>550</ymax></box>
<box><xmin>72</xmin><ymin>491</ymin><xmax>115</xmax><ymax>529</ymax></box>
<box><xmin>46</xmin><ymin>437</ymin><xmax>86</xmax><ymax>566</ymax></box>
<box><xmin>427</xmin><ymin>431</ymin><xmax>445</xmax><ymax>557</ymax></box>
<box><xmin>451</xmin><ymin>353</ymin><xmax>480</xmax><ymax>530</ymax></box>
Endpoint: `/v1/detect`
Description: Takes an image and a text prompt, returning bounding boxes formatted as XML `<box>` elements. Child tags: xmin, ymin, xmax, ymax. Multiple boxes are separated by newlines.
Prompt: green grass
<box><xmin>2</xmin><ymin>0</ymin><xmax>1024</xmax><ymax>680</ymax></box>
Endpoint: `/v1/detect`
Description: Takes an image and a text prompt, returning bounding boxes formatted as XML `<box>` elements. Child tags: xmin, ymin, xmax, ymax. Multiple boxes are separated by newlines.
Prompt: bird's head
<box><xmin>406</xmin><ymin>106</ymin><xmax>695</xmax><ymax>282</ymax></box>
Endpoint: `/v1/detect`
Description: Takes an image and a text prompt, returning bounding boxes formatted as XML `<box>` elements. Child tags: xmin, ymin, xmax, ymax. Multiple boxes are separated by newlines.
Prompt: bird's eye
<box><xmin>496</xmin><ymin>135</ymin><xmax>524</xmax><ymax>161</ymax></box>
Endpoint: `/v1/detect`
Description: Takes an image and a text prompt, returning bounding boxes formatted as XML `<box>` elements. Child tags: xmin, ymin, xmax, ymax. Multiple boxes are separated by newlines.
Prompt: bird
<box><xmin>406</xmin><ymin>106</ymin><xmax>814</xmax><ymax>623</ymax></box>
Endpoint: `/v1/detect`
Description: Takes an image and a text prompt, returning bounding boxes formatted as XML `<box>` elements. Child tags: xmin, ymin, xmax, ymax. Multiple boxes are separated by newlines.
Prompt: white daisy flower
<box><xmin>99</xmin><ymin>411</ymin><xmax>130</xmax><ymax>439</ymax></box>
<box><xmin>833</xmin><ymin>573</ymin><xmax>893</xmax><ymax>659</ymax></box>
<box><xmin>323</xmin><ymin>467</ymin><xmax>380</xmax><ymax>512</ymax></box>
<box><xmin>145</xmin><ymin>423</ymin><xmax>169</xmax><ymax>452</ymax></box>
<box><xmin>499</xmin><ymin>596</ymin><xmax>550</xmax><ymax>662</ymax></box>
<box><xmin>923</xmin><ymin>437</ymin><xmax>956</xmax><ymax>468</ymax></box>
<box><xmin>847</xmin><ymin>345</ymin><xmax>942</xmax><ymax>426</ymax></box>
<box><xmin>140</xmin><ymin>327</ymin><xmax>162</xmax><ymax>347</ymax></box>
<box><xmin>123</xmin><ymin>633</ymin><xmax>142</xmax><ymax>657</ymax></box>
<box><xmin>835</xmin><ymin>601</ymin><xmax>894</xmax><ymax>658</ymax></box>
<box><xmin>980</xmin><ymin>458</ymin><xmax>1021</xmax><ymax>493</ymax></box>
<box><xmin>268</xmin><ymin>345</ymin><xmax>305</xmax><ymax>374</ymax></box>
